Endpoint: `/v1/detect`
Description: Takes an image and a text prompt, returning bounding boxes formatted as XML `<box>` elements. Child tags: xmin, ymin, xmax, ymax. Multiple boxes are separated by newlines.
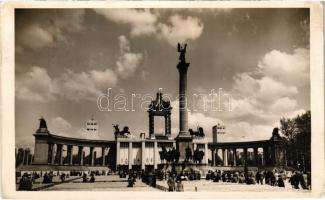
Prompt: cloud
<box><xmin>269</xmin><ymin>97</ymin><xmax>297</xmax><ymax>113</ymax></box>
<box><xmin>224</xmin><ymin>122</ymin><xmax>274</xmax><ymax>142</ymax></box>
<box><xmin>224</xmin><ymin>47</ymin><xmax>309</xmax><ymax>126</ymax></box>
<box><xmin>50</xmin><ymin>117</ymin><xmax>72</xmax><ymax>134</ymax></box>
<box><xmin>233</xmin><ymin>73</ymin><xmax>298</xmax><ymax>103</ymax></box>
<box><xmin>55</xmin><ymin>69</ymin><xmax>118</xmax><ymax>101</ymax></box>
<box><xmin>256</xmin><ymin>76</ymin><xmax>298</xmax><ymax>103</ymax></box>
<box><xmin>17</xmin><ymin>10</ymin><xmax>85</xmax><ymax>50</ymax></box>
<box><xmin>19</xmin><ymin>24</ymin><xmax>55</xmax><ymax>49</ymax></box>
<box><xmin>94</xmin><ymin>9</ymin><xmax>157</xmax><ymax>37</ymax></box>
<box><xmin>158</xmin><ymin>15</ymin><xmax>204</xmax><ymax>46</ymax></box>
<box><xmin>94</xmin><ymin>9</ymin><xmax>204</xmax><ymax>46</ymax></box>
<box><xmin>16</xmin><ymin>67</ymin><xmax>118</xmax><ymax>102</ymax></box>
<box><xmin>115</xmin><ymin>35</ymin><xmax>144</xmax><ymax>79</ymax></box>
<box><xmin>257</xmin><ymin>48</ymin><xmax>309</xmax><ymax>87</ymax></box>
<box><xmin>16</xmin><ymin>35</ymin><xmax>143</xmax><ymax>102</ymax></box>
<box><xmin>16</xmin><ymin>67</ymin><xmax>57</xmax><ymax>102</ymax></box>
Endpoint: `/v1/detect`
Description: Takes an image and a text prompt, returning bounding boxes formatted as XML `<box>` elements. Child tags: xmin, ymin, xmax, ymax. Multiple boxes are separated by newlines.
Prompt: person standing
<box><xmin>167</xmin><ymin>176</ymin><xmax>175</xmax><ymax>192</ymax></box>
<box><xmin>176</xmin><ymin>180</ymin><xmax>184</xmax><ymax>192</ymax></box>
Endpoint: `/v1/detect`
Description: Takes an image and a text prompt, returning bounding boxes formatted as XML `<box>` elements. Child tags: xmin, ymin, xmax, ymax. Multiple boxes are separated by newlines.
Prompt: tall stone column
<box><xmin>177</xmin><ymin>61</ymin><xmax>190</xmax><ymax>135</ymax></box>
<box><xmin>102</xmin><ymin>147</ymin><xmax>106</xmax><ymax>166</ymax></box>
<box><xmin>175</xmin><ymin>44</ymin><xmax>192</xmax><ymax>162</ymax></box>
<box><xmin>128</xmin><ymin>142</ymin><xmax>133</xmax><ymax>170</ymax></box>
<box><xmin>90</xmin><ymin>147</ymin><xmax>94</xmax><ymax>166</ymax></box>
<box><xmin>78</xmin><ymin>146</ymin><xmax>84</xmax><ymax>166</ymax></box>
<box><xmin>141</xmin><ymin>141</ymin><xmax>146</xmax><ymax>170</ymax></box>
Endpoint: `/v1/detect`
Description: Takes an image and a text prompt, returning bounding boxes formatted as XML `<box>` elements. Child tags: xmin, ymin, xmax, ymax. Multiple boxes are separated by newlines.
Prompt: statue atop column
<box><xmin>39</xmin><ymin>117</ymin><xmax>48</xmax><ymax>129</ymax></box>
<box><xmin>35</xmin><ymin>117</ymin><xmax>50</xmax><ymax>134</ymax></box>
<box><xmin>178</xmin><ymin>43</ymin><xmax>187</xmax><ymax>63</ymax></box>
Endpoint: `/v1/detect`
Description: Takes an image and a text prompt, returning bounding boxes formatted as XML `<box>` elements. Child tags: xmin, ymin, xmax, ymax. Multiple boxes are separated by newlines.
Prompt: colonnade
<box><xmin>47</xmin><ymin>143</ymin><xmax>110</xmax><ymax>166</ymax></box>
<box><xmin>210</xmin><ymin>146</ymin><xmax>269</xmax><ymax>167</ymax></box>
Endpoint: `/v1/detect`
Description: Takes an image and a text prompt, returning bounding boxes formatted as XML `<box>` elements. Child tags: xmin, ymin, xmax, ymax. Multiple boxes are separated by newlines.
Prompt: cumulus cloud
<box><xmin>17</xmin><ymin>10</ymin><xmax>85</xmax><ymax>50</ymax></box>
<box><xmin>16</xmin><ymin>35</ymin><xmax>143</xmax><ymax>102</ymax></box>
<box><xmin>269</xmin><ymin>97</ymin><xmax>297</xmax><ymax>113</ymax></box>
<box><xmin>19</xmin><ymin>24</ymin><xmax>55</xmax><ymax>49</ymax></box>
<box><xmin>16</xmin><ymin>67</ymin><xmax>118</xmax><ymax>102</ymax></box>
<box><xmin>115</xmin><ymin>35</ymin><xmax>144</xmax><ymax>79</ymax></box>
<box><xmin>233</xmin><ymin>73</ymin><xmax>298</xmax><ymax>103</ymax></box>
<box><xmin>94</xmin><ymin>9</ymin><xmax>157</xmax><ymax>37</ymax></box>
<box><xmin>50</xmin><ymin>117</ymin><xmax>72</xmax><ymax>134</ymax></box>
<box><xmin>158</xmin><ymin>15</ymin><xmax>204</xmax><ymax>46</ymax></box>
<box><xmin>55</xmin><ymin>68</ymin><xmax>118</xmax><ymax>101</ymax></box>
<box><xmin>225</xmin><ymin>47</ymin><xmax>309</xmax><ymax>127</ymax></box>
<box><xmin>16</xmin><ymin>67</ymin><xmax>57</xmax><ymax>102</ymax></box>
<box><xmin>94</xmin><ymin>9</ymin><xmax>204</xmax><ymax>46</ymax></box>
<box><xmin>257</xmin><ymin>48</ymin><xmax>309</xmax><ymax>87</ymax></box>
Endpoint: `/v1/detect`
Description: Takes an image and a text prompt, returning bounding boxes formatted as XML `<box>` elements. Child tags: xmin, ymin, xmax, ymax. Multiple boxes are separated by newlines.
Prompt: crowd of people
<box><xmin>205</xmin><ymin>169</ymin><xmax>311</xmax><ymax>190</ymax></box>
<box><xmin>18</xmin><ymin>173</ymin><xmax>34</xmax><ymax>191</ymax></box>
<box><xmin>82</xmin><ymin>172</ymin><xmax>96</xmax><ymax>183</ymax></box>
<box><xmin>17</xmin><ymin>168</ymin><xmax>311</xmax><ymax>191</ymax></box>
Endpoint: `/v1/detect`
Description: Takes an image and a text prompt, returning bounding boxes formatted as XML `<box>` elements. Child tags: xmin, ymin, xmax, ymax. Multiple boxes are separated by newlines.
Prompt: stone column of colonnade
<box><xmin>128</xmin><ymin>142</ymin><xmax>133</xmax><ymax>170</ymax></box>
<box><xmin>222</xmin><ymin>149</ymin><xmax>228</xmax><ymax>166</ymax></box>
<box><xmin>154</xmin><ymin>141</ymin><xmax>158</xmax><ymax>169</ymax></box>
<box><xmin>116</xmin><ymin>141</ymin><xmax>120</xmax><ymax>166</ymax></box>
<box><xmin>50</xmin><ymin>143</ymin><xmax>55</xmax><ymax>165</ymax></box>
<box><xmin>89</xmin><ymin>147</ymin><xmax>95</xmax><ymax>166</ymax></box>
<box><xmin>67</xmin><ymin>145</ymin><xmax>73</xmax><ymax>165</ymax></box>
<box><xmin>253</xmin><ymin>148</ymin><xmax>259</xmax><ymax>166</ymax></box>
<box><xmin>141</xmin><ymin>141</ymin><xmax>145</xmax><ymax>170</ymax></box>
<box><xmin>209</xmin><ymin>146</ymin><xmax>266</xmax><ymax>167</ymax></box>
<box><xmin>233</xmin><ymin>148</ymin><xmax>237</xmax><ymax>166</ymax></box>
<box><xmin>48</xmin><ymin>143</ymin><xmax>106</xmax><ymax>166</ymax></box>
<box><xmin>204</xmin><ymin>143</ymin><xmax>209</xmax><ymax>164</ymax></box>
<box><xmin>78</xmin><ymin>146</ymin><xmax>84</xmax><ymax>165</ymax></box>
<box><xmin>211</xmin><ymin>148</ymin><xmax>216</xmax><ymax>166</ymax></box>
<box><xmin>102</xmin><ymin>147</ymin><xmax>106</xmax><ymax>166</ymax></box>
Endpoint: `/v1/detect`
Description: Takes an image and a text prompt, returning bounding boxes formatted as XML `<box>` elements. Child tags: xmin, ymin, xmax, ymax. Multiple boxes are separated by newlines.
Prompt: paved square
<box><xmin>43</xmin><ymin>175</ymin><xmax>158</xmax><ymax>191</ymax></box>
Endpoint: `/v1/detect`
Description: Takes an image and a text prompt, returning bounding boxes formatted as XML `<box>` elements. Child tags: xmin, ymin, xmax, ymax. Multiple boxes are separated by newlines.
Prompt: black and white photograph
<box><xmin>1</xmin><ymin>1</ymin><xmax>324</xmax><ymax>198</ymax></box>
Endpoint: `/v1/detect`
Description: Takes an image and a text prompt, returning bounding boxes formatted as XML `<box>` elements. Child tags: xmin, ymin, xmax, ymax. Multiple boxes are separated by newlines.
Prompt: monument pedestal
<box><xmin>176</xmin><ymin>133</ymin><xmax>193</xmax><ymax>162</ymax></box>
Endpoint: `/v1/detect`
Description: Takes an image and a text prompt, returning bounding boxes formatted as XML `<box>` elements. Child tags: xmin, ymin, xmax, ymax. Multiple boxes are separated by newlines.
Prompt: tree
<box><xmin>280</xmin><ymin>110</ymin><xmax>311</xmax><ymax>170</ymax></box>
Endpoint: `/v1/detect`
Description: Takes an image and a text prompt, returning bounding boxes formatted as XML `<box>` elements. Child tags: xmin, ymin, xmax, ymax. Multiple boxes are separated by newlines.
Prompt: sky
<box><xmin>15</xmin><ymin>8</ymin><xmax>310</xmax><ymax>150</ymax></box>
